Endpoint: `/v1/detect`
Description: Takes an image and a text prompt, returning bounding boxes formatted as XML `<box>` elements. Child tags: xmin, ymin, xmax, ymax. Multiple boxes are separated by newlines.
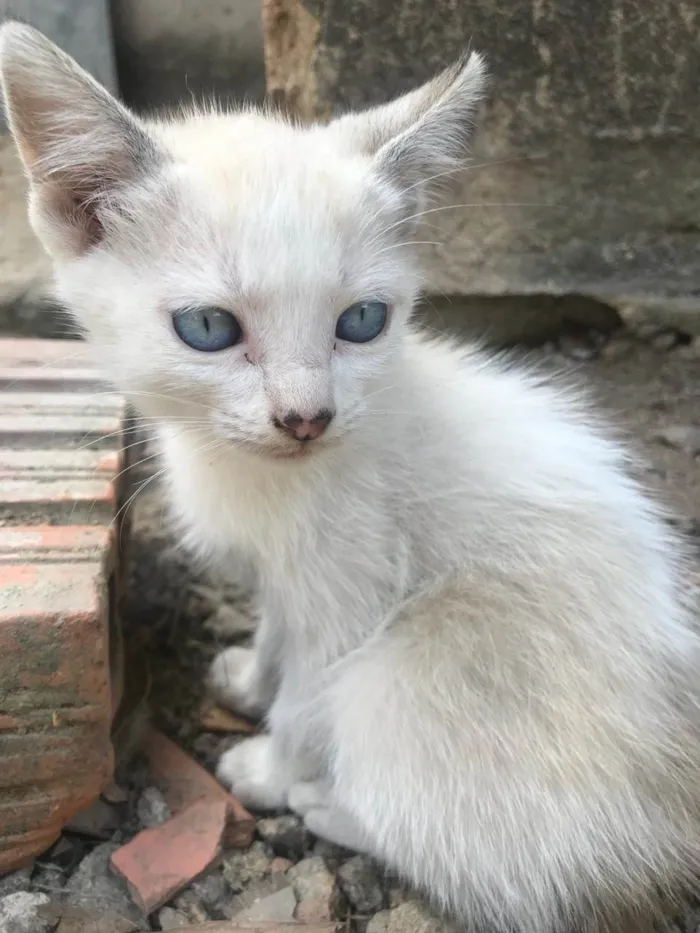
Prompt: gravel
<box><xmin>157</xmin><ymin>906</ymin><xmax>190</xmax><ymax>929</ymax></box>
<box><xmin>64</xmin><ymin>842</ymin><xmax>143</xmax><ymax>925</ymax></box>
<box><xmin>257</xmin><ymin>814</ymin><xmax>311</xmax><ymax>860</ymax></box>
<box><xmin>0</xmin><ymin>868</ymin><xmax>32</xmax><ymax>898</ymax></box>
<box><xmin>221</xmin><ymin>841</ymin><xmax>274</xmax><ymax>892</ymax></box>
<box><xmin>234</xmin><ymin>884</ymin><xmax>297</xmax><ymax>923</ymax></box>
<box><xmin>135</xmin><ymin>787</ymin><xmax>172</xmax><ymax>829</ymax></box>
<box><xmin>337</xmin><ymin>855</ymin><xmax>386</xmax><ymax>915</ymax></box>
<box><xmin>0</xmin><ymin>892</ymin><xmax>52</xmax><ymax>933</ymax></box>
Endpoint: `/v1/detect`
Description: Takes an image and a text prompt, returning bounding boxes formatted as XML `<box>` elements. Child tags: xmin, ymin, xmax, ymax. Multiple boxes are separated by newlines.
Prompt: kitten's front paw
<box><xmin>288</xmin><ymin>782</ymin><xmax>368</xmax><ymax>853</ymax></box>
<box><xmin>288</xmin><ymin>780</ymin><xmax>332</xmax><ymax>815</ymax></box>
<box><xmin>208</xmin><ymin>646</ymin><xmax>267</xmax><ymax>719</ymax></box>
<box><xmin>217</xmin><ymin>735</ymin><xmax>290</xmax><ymax>811</ymax></box>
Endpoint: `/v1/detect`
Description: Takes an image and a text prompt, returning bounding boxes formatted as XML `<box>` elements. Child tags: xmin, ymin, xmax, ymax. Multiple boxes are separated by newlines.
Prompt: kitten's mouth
<box><xmin>266</xmin><ymin>443</ymin><xmax>318</xmax><ymax>461</ymax></box>
<box><xmin>228</xmin><ymin>434</ymin><xmax>338</xmax><ymax>462</ymax></box>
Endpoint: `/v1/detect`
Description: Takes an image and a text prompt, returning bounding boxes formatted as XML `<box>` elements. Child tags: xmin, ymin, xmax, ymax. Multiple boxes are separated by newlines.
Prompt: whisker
<box><xmin>114</xmin><ymin>467</ymin><xmax>168</xmax><ymax>548</ymax></box>
<box><xmin>378</xmin><ymin>201</ymin><xmax>554</xmax><ymax>240</ymax></box>
<box><xmin>360</xmin><ymin>155</ymin><xmax>543</xmax><ymax>236</ymax></box>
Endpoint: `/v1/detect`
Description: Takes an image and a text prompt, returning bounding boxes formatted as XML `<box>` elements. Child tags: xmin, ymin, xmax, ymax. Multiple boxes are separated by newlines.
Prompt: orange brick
<box><xmin>0</xmin><ymin>337</ymin><xmax>129</xmax><ymax>874</ymax></box>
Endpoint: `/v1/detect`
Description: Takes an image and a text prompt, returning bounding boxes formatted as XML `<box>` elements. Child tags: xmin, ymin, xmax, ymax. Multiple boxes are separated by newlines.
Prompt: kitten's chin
<box><xmin>264</xmin><ymin>444</ymin><xmax>321</xmax><ymax>462</ymax></box>
<box><xmin>227</xmin><ymin>437</ymin><xmax>327</xmax><ymax>463</ymax></box>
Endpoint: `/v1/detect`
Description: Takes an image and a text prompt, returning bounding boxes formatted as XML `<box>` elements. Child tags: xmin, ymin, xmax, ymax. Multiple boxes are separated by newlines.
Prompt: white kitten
<box><xmin>3</xmin><ymin>23</ymin><xmax>700</xmax><ymax>932</ymax></box>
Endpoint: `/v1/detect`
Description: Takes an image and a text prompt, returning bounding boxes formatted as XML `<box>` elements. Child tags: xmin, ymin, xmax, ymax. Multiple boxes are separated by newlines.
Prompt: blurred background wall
<box><xmin>0</xmin><ymin>0</ymin><xmax>698</xmax><ymax>343</ymax></box>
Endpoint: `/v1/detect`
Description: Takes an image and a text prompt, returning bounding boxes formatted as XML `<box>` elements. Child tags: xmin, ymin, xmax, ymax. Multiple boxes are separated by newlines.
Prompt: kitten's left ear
<box><xmin>0</xmin><ymin>21</ymin><xmax>162</xmax><ymax>257</ymax></box>
<box><xmin>330</xmin><ymin>53</ymin><xmax>487</xmax><ymax>200</ymax></box>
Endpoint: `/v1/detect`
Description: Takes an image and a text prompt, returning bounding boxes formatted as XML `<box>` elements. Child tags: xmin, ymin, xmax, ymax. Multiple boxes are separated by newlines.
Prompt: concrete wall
<box><xmin>0</xmin><ymin>0</ymin><xmax>117</xmax><ymax>334</ymax></box>
<box><xmin>111</xmin><ymin>0</ymin><xmax>265</xmax><ymax>112</ymax></box>
<box><xmin>2</xmin><ymin>0</ymin><xmax>699</xmax><ymax>339</ymax></box>
<box><xmin>0</xmin><ymin>0</ymin><xmax>116</xmax><ymax>126</ymax></box>
<box><xmin>263</xmin><ymin>0</ymin><xmax>700</xmax><ymax>333</ymax></box>
<box><xmin>0</xmin><ymin>0</ymin><xmax>265</xmax><ymax>336</ymax></box>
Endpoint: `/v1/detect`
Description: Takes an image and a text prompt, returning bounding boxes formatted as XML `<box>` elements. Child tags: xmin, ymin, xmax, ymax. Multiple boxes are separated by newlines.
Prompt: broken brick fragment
<box><xmin>111</xmin><ymin>798</ymin><xmax>229</xmax><ymax>915</ymax></box>
<box><xmin>144</xmin><ymin>728</ymin><xmax>256</xmax><ymax>848</ymax></box>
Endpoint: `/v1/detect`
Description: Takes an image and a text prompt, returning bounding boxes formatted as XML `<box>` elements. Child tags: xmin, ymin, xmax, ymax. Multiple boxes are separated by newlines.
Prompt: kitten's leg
<box><xmin>208</xmin><ymin>611</ymin><xmax>280</xmax><ymax>718</ymax></box>
<box><xmin>288</xmin><ymin>780</ymin><xmax>331</xmax><ymax>815</ymax></box>
<box><xmin>216</xmin><ymin>734</ymin><xmax>292</xmax><ymax>810</ymax></box>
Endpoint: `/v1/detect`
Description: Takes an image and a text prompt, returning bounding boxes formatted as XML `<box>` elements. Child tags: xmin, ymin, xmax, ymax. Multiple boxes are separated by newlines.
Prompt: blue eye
<box><xmin>172</xmin><ymin>307</ymin><xmax>242</xmax><ymax>352</ymax></box>
<box><xmin>335</xmin><ymin>301</ymin><xmax>388</xmax><ymax>344</ymax></box>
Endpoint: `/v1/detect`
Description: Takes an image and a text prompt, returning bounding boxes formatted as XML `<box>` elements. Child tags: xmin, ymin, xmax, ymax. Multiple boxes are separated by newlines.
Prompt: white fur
<box><xmin>3</xmin><ymin>22</ymin><xmax>700</xmax><ymax>932</ymax></box>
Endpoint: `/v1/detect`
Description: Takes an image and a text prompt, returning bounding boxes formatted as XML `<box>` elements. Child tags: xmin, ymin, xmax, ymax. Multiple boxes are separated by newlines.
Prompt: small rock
<box><xmin>367</xmin><ymin>900</ymin><xmax>457</xmax><ymax>933</ymax></box>
<box><xmin>268</xmin><ymin>857</ymin><xmax>294</xmax><ymax>873</ymax></box>
<box><xmin>0</xmin><ymin>891</ymin><xmax>51</xmax><ymax>933</ymax></box>
<box><xmin>366</xmin><ymin>910</ymin><xmax>391</xmax><ymax>933</ymax></box>
<box><xmin>337</xmin><ymin>855</ymin><xmax>385</xmax><ymax>914</ymax></box>
<box><xmin>136</xmin><ymin>786</ymin><xmax>172</xmax><ymax>829</ymax></box>
<box><xmin>45</xmin><ymin>905</ymin><xmax>139</xmax><ymax>933</ymax></box>
<box><xmin>188</xmin><ymin>870</ymin><xmax>230</xmax><ymax>917</ymax></box>
<box><xmin>172</xmin><ymin>890</ymin><xmax>208</xmax><ymax>925</ymax></box>
<box><xmin>312</xmin><ymin>837</ymin><xmax>355</xmax><ymax>870</ymax></box>
<box><xmin>386</xmin><ymin>885</ymin><xmax>412</xmax><ymax>908</ymax></box>
<box><xmin>288</xmin><ymin>857</ymin><xmax>337</xmax><ymax>922</ymax></box>
<box><xmin>633</xmin><ymin>322</ymin><xmax>665</xmax><ymax>341</ymax></box>
<box><xmin>295</xmin><ymin>898</ymin><xmax>337</xmax><ymax>924</ymax></box>
<box><xmin>158</xmin><ymin>906</ymin><xmax>190</xmax><ymax>929</ymax></box>
<box><xmin>222</xmin><ymin>841</ymin><xmax>273</xmax><ymax>893</ymax></box>
<box><xmin>656</xmin><ymin>425</ymin><xmax>700</xmax><ymax>455</ymax></box>
<box><xmin>66</xmin><ymin>799</ymin><xmax>123</xmax><ymax>839</ymax></box>
<box><xmin>599</xmin><ymin>336</ymin><xmax>633</xmax><ymax>361</ymax></box>
<box><xmin>102</xmin><ymin>781</ymin><xmax>129</xmax><ymax>805</ymax></box>
<box><xmin>650</xmin><ymin>330</ymin><xmax>682</xmax><ymax>351</ymax></box>
<box><xmin>223</xmin><ymin>875</ymin><xmax>291</xmax><ymax>919</ymax></box>
<box><xmin>235</xmin><ymin>885</ymin><xmax>297</xmax><ymax>924</ymax></box>
<box><xmin>288</xmin><ymin>856</ymin><xmax>336</xmax><ymax>899</ymax></box>
<box><xmin>257</xmin><ymin>814</ymin><xmax>310</xmax><ymax>859</ymax></box>
<box><xmin>557</xmin><ymin>335</ymin><xmax>598</xmax><ymax>361</ymax></box>
<box><xmin>0</xmin><ymin>867</ymin><xmax>32</xmax><ymax>897</ymax></box>
<box><xmin>65</xmin><ymin>842</ymin><xmax>142</xmax><ymax>924</ymax></box>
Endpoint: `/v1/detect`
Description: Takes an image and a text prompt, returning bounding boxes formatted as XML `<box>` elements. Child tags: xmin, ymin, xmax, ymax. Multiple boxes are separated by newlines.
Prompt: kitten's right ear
<box><xmin>329</xmin><ymin>54</ymin><xmax>487</xmax><ymax>208</ymax></box>
<box><xmin>0</xmin><ymin>22</ymin><xmax>162</xmax><ymax>257</ymax></box>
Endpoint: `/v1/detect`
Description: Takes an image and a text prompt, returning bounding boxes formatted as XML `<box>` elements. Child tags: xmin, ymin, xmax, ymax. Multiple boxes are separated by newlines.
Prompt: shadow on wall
<box><xmin>111</xmin><ymin>0</ymin><xmax>266</xmax><ymax>112</ymax></box>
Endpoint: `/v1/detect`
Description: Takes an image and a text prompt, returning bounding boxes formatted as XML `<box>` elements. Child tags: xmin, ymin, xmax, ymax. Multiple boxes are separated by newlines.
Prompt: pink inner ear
<box><xmin>39</xmin><ymin>179</ymin><xmax>106</xmax><ymax>254</ymax></box>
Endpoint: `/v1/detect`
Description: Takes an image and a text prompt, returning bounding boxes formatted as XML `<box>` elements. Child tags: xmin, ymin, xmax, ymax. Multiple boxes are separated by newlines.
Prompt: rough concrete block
<box><xmin>262</xmin><ymin>0</ymin><xmax>700</xmax><ymax>330</ymax></box>
<box><xmin>0</xmin><ymin>338</ymin><xmax>127</xmax><ymax>874</ymax></box>
<box><xmin>111</xmin><ymin>0</ymin><xmax>265</xmax><ymax>110</ymax></box>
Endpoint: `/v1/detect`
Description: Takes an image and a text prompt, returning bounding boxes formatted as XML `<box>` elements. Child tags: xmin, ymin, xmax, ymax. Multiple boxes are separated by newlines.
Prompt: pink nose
<box><xmin>273</xmin><ymin>409</ymin><xmax>334</xmax><ymax>442</ymax></box>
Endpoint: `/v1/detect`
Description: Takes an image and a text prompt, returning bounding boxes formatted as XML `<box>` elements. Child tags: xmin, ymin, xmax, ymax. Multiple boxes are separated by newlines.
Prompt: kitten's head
<box><xmin>0</xmin><ymin>23</ymin><xmax>486</xmax><ymax>460</ymax></box>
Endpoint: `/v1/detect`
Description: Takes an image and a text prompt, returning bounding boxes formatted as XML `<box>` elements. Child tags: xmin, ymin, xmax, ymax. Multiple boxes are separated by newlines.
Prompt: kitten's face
<box><xmin>52</xmin><ymin>117</ymin><xmax>420</xmax><ymax>459</ymax></box>
<box><xmin>0</xmin><ymin>23</ymin><xmax>485</xmax><ymax>459</ymax></box>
